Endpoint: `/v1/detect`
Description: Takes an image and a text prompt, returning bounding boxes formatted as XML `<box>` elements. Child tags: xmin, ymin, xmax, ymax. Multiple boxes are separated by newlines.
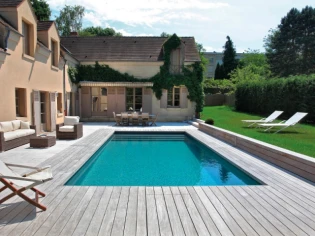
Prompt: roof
<box><xmin>60</xmin><ymin>36</ymin><xmax>200</xmax><ymax>62</ymax></box>
<box><xmin>0</xmin><ymin>15</ymin><xmax>21</xmax><ymax>35</ymax></box>
<box><xmin>37</xmin><ymin>21</ymin><xmax>54</xmax><ymax>31</ymax></box>
<box><xmin>0</xmin><ymin>0</ymin><xmax>24</xmax><ymax>7</ymax></box>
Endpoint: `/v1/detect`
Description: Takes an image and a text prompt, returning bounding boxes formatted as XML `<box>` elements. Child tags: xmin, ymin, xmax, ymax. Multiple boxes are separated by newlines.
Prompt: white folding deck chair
<box><xmin>242</xmin><ymin>110</ymin><xmax>283</xmax><ymax>127</ymax></box>
<box><xmin>0</xmin><ymin>161</ymin><xmax>53</xmax><ymax>211</ymax></box>
<box><xmin>258</xmin><ymin>112</ymin><xmax>308</xmax><ymax>133</ymax></box>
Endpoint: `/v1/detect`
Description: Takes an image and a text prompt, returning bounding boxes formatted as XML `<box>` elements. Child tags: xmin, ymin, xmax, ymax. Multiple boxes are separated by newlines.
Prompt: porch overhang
<box><xmin>79</xmin><ymin>81</ymin><xmax>153</xmax><ymax>87</ymax></box>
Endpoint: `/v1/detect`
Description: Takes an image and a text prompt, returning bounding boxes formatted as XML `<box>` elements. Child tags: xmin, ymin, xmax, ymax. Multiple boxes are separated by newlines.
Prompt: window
<box><xmin>91</xmin><ymin>87</ymin><xmax>108</xmax><ymax>112</ymax></box>
<box><xmin>209</xmin><ymin>58</ymin><xmax>214</xmax><ymax>63</ymax></box>
<box><xmin>15</xmin><ymin>88</ymin><xmax>27</xmax><ymax>117</ymax></box>
<box><xmin>167</xmin><ymin>87</ymin><xmax>180</xmax><ymax>107</ymax></box>
<box><xmin>57</xmin><ymin>93</ymin><xmax>62</xmax><ymax>114</ymax></box>
<box><xmin>126</xmin><ymin>88</ymin><xmax>142</xmax><ymax>111</ymax></box>
<box><xmin>51</xmin><ymin>40</ymin><xmax>57</xmax><ymax>66</ymax></box>
<box><xmin>170</xmin><ymin>49</ymin><xmax>181</xmax><ymax>74</ymax></box>
<box><xmin>22</xmin><ymin>21</ymin><xmax>30</xmax><ymax>56</ymax></box>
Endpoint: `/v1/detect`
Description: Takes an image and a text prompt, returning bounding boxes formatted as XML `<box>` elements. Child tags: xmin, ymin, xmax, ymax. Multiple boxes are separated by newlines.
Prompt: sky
<box><xmin>48</xmin><ymin>0</ymin><xmax>314</xmax><ymax>53</ymax></box>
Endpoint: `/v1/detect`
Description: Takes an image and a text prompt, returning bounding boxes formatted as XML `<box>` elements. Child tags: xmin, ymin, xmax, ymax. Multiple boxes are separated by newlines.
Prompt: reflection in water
<box><xmin>219</xmin><ymin>166</ymin><xmax>230</xmax><ymax>183</ymax></box>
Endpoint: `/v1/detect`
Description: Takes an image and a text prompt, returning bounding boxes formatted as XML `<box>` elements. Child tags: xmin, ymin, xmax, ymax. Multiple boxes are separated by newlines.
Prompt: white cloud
<box><xmin>48</xmin><ymin>0</ymin><xmax>229</xmax><ymax>26</ymax></box>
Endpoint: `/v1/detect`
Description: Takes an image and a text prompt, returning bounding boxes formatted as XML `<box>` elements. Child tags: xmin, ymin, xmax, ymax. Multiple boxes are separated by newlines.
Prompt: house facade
<box><xmin>0</xmin><ymin>0</ymin><xmax>201</xmax><ymax>127</ymax></box>
<box><xmin>61</xmin><ymin>36</ymin><xmax>201</xmax><ymax>121</ymax></box>
<box><xmin>0</xmin><ymin>0</ymin><xmax>76</xmax><ymax>133</ymax></box>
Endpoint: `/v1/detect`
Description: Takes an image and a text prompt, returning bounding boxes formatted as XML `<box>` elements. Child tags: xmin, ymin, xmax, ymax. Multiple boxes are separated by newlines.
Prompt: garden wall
<box><xmin>198</xmin><ymin>121</ymin><xmax>315</xmax><ymax>183</ymax></box>
<box><xmin>204</xmin><ymin>94</ymin><xmax>235</xmax><ymax>106</ymax></box>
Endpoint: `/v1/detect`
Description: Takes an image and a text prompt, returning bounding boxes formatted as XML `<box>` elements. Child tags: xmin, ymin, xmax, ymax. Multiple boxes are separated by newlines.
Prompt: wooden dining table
<box><xmin>116</xmin><ymin>113</ymin><xmax>156</xmax><ymax>126</ymax></box>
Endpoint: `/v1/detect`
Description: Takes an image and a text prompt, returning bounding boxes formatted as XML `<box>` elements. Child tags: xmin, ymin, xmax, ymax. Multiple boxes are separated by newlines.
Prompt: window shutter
<box><xmin>160</xmin><ymin>89</ymin><xmax>167</xmax><ymax>108</ymax></box>
<box><xmin>180</xmin><ymin>87</ymin><xmax>188</xmax><ymax>108</ymax></box>
<box><xmin>50</xmin><ymin>92</ymin><xmax>56</xmax><ymax>131</ymax></box>
<box><xmin>32</xmin><ymin>90</ymin><xmax>40</xmax><ymax>134</ymax></box>
<box><xmin>142</xmin><ymin>88</ymin><xmax>152</xmax><ymax>113</ymax></box>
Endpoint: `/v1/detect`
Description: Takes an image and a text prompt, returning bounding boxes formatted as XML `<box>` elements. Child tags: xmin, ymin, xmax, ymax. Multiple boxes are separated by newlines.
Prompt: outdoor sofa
<box><xmin>56</xmin><ymin>116</ymin><xmax>83</xmax><ymax>140</ymax></box>
<box><xmin>0</xmin><ymin>120</ymin><xmax>36</xmax><ymax>152</ymax></box>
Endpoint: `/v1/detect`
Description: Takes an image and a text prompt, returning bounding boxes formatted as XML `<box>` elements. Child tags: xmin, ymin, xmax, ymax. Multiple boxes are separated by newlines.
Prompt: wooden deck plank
<box><xmin>207</xmin><ymin>187</ymin><xmax>259</xmax><ymax>236</ymax></box>
<box><xmin>71</xmin><ymin>187</ymin><xmax>105</xmax><ymax>236</ymax></box>
<box><xmin>185</xmin><ymin>187</ymin><xmax>221</xmax><ymax>236</ymax></box>
<box><xmin>179</xmin><ymin>187</ymin><xmax>210</xmax><ymax>236</ymax></box>
<box><xmin>58</xmin><ymin>187</ymin><xmax>97</xmax><ymax>236</ymax></box>
<box><xmin>85</xmin><ymin>187</ymin><xmax>113</xmax><ymax>236</ymax></box>
<box><xmin>217</xmin><ymin>187</ymin><xmax>271</xmax><ymax>236</ymax></box>
<box><xmin>32</xmin><ymin>187</ymin><xmax>81</xmax><ymax>236</ymax></box>
<box><xmin>155</xmin><ymin>189</ymin><xmax>172</xmax><ymax>236</ymax></box>
<box><xmin>232</xmin><ymin>186</ymin><xmax>296</xmax><ymax>236</ymax></box>
<box><xmin>111</xmin><ymin>187</ymin><xmax>130</xmax><ymax>236</ymax></box>
<box><xmin>146</xmin><ymin>189</ymin><xmax>160</xmax><ymax>236</ymax></box>
<box><xmin>193</xmin><ymin>187</ymin><xmax>233</xmax><ymax>236</ymax></box>
<box><xmin>98</xmin><ymin>187</ymin><xmax>122</xmax><ymax>236</ymax></box>
<box><xmin>124</xmin><ymin>187</ymin><xmax>138</xmax><ymax>236</ymax></box>
<box><xmin>45</xmin><ymin>187</ymin><xmax>90</xmax><ymax>236</ymax></box>
<box><xmin>136</xmin><ymin>187</ymin><xmax>147</xmax><ymax>236</ymax></box>
<box><xmin>249</xmin><ymin>186</ymin><xmax>315</xmax><ymax>235</ymax></box>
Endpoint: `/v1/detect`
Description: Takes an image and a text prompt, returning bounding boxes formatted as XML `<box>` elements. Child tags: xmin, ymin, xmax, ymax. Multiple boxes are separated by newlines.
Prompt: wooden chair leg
<box><xmin>31</xmin><ymin>187</ymin><xmax>46</xmax><ymax>197</ymax></box>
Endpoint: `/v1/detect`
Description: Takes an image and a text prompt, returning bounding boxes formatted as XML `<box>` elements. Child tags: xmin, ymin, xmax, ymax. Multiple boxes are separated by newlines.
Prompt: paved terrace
<box><xmin>0</xmin><ymin>122</ymin><xmax>315</xmax><ymax>236</ymax></box>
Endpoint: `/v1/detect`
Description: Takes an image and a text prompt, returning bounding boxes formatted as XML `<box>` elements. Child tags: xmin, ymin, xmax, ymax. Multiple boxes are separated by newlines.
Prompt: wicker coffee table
<box><xmin>30</xmin><ymin>136</ymin><xmax>56</xmax><ymax>148</ymax></box>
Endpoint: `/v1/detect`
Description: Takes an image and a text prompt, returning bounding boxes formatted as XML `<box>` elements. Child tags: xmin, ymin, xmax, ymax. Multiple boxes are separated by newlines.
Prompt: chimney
<box><xmin>70</xmin><ymin>32</ymin><xmax>78</xmax><ymax>36</ymax></box>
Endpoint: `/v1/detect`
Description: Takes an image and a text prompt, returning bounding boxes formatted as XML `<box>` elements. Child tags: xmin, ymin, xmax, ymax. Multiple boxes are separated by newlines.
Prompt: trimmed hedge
<box><xmin>235</xmin><ymin>74</ymin><xmax>315</xmax><ymax>123</ymax></box>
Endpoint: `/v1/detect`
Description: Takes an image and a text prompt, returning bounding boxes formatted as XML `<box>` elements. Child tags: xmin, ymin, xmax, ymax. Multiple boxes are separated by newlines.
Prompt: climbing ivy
<box><xmin>68</xmin><ymin>34</ymin><xmax>204</xmax><ymax>113</ymax></box>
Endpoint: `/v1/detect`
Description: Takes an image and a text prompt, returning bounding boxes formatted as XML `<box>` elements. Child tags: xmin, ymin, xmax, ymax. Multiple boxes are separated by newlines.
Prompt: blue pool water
<box><xmin>66</xmin><ymin>132</ymin><xmax>260</xmax><ymax>186</ymax></box>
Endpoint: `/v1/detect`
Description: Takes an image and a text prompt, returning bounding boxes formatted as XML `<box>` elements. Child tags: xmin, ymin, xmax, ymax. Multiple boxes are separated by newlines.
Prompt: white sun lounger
<box><xmin>0</xmin><ymin>161</ymin><xmax>53</xmax><ymax>211</ymax></box>
<box><xmin>258</xmin><ymin>112</ymin><xmax>308</xmax><ymax>133</ymax></box>
<box><xmin>242</xmin><ymin>110</ymin><xmax>283</xmax><ymax>127</ymax></box>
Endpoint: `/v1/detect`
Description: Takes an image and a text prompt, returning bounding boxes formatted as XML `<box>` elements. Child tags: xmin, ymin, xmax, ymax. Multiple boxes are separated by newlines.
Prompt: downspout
<box><xmin>4</xmin><ymin>26</ymin><xmax>11</xmax><ymax>51</ymax></box>
<box><xmin>63</xmin><ymin>55</ymin><xmax>67</xmax><ymax>116</ymax></box>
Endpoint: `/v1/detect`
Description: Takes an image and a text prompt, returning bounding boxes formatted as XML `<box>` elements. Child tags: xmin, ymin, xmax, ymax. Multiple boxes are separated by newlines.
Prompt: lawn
<box><xmin>200</xmin><ymin>106</ymin><xmax>315</xmax><ymax>157</ymax></box>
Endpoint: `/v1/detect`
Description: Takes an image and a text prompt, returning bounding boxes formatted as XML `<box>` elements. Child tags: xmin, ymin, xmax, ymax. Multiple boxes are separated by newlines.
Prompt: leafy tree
<box><xmin>160</xmin><ymin>32</ymin><xmax>171</xmax><ymax>37</ymax></box>
<box><xmin>55</xmin><ymin>5</ymin><xmax>85</xmax><ymax>36</ymax></box>
<box><xmin>79</xmin><ymin>26</ymin><xmax>122</xmax><ymax>36</ymax></box>
<box><xmin>264</xmin><ymin>6</ymin><xmax>315</xmax><ymax>77</ymax></box>
<box><xmin>230</xmin><ymin>49</ymin><xmax>271</xmax><ymax>82</ymax></box>
<box><xmin>214</xmin><ymin>63</ymin><xmax>226</xmax><ymax>80</ymax></box>
<box><xmin>222</xmin><ymin>36</ymin><xmax>238</xmax><ymax>79</ymax></box>
<box><xmin>30</xmin><ymin>0</ymin><xmax>51</xmax><ymax>21</ymax></box>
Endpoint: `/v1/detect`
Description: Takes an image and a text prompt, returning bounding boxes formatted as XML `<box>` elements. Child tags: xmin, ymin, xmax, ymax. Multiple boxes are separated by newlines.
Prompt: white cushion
<box><xmin>0</xmin><ymin>121</ymin><xmax>14</xmax><ymax>132</ymax></box>
<box><xmin>12</xmin><ymin>120</ymin><xmax>21</xmax><ymax>130</ymax></box>
<box><xmin>20</xmin><ymin>121</ymin><xmax>30</xmax><ymax>129</ymax></box>
<box><xmin>59</xmin><ymin>125</ymin><xmax>74</xmax><ymax>132</ymax></box>
<box><xmin>64</xmin><ymin>116</ymin><xmax>80</xmax><ymax>126</ymax></box>
<box><xmin>3</xmin><ymin>129</ymin><xmax>35</xmax><ymax>141</ymax></box>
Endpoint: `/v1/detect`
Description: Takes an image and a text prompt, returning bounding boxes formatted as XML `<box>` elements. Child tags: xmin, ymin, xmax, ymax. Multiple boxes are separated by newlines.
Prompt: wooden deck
<box><xmin>1</xmin><ymin>127</ymin><xmax>315</xmax><ymax>236</ymax></box>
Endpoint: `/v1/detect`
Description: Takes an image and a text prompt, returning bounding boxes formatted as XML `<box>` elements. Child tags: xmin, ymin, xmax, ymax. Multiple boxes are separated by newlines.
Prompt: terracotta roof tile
<box><xmin>37</xmin><ymin>21</ymin><xmax>54</xmax><ymax>31</ymax></box>
<box><xmin>0</xmin><ymin>0</ymin><xmax>24</xmax><ymax>7</ymax></box>
<box><xmin>60</xmin><ymin>36</ymin><xmax>200</xmax><ymax>62</ymax></box>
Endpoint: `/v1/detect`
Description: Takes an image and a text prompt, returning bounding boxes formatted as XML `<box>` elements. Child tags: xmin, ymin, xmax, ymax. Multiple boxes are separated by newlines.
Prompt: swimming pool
<box><xmin>65</xmin><ymin>132</ymin><xmax>260</xmax><ymax>186</ymax></box>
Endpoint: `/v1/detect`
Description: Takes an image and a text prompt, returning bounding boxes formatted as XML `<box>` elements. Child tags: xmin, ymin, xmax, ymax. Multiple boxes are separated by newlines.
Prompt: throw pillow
<box><xmin>20</xmin><ymin>121</ymin><xmax>30</xmax><ymax>129</ymax></box>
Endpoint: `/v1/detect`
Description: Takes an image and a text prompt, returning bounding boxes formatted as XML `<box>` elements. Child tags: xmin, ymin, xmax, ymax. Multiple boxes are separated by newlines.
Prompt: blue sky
<box><xmin>48</xmin><ymin>0</ymin><xmax>314</xmax><ymax>52</ymax></box>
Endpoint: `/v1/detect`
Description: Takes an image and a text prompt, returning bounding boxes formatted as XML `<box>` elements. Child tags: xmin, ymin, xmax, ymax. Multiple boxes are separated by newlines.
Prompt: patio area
<box><xmin>1</xmin><ymin>122</ymin><xmax>315</xmax><ymax>236</ymax></box>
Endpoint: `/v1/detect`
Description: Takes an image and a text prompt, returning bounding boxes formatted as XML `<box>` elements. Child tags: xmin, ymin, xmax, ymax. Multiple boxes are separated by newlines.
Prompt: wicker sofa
<box><xmin>0</xmin><ymin>120</ymin><xmax>36</xmax><ymax>152</ymax></box>
<box><xmin>56</xmin><ymin>116</ymin><xmax>83</xmax><ymax>140</ymax></box>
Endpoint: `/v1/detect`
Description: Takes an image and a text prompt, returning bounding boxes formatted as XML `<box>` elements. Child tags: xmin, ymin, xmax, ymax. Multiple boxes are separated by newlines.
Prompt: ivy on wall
<box><xmin>68</xmin><ymin>34</ymin><xmax>204</xmax><ymax>113</ymax></box>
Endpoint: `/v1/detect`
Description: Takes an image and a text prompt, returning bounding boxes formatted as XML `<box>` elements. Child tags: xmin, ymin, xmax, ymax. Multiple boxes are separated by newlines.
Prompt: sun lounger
<box><xmin>258</xmin><ymin>112</ymin><xmax>308</xmax><ymax>133</ymax></box>
<box><xmin>242</xmin><ymin>111</ymin><xmax>283</xmax><ymax>127</ymax></box>
<box><xmin>0</xmin><ymin>161</ymin><xmax>53</xmax><ymax>211</ymax></box>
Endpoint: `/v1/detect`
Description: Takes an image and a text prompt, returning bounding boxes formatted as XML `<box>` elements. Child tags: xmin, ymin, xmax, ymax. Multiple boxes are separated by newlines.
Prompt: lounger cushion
<box><xmin>20</xmin><ymin>121</ymin><xmax>30</xmax><ymax>129</ymax></box>
<box><xmin>59</xmin><ymin>125</ymin><xmax>74</xmax><ymax>132</ymax></box>
<box><xmin>64</xmin><ymin>116</ymin><xmax>80</xmax><ymax>126</ymax></box>
<box><xmin>0</xmin><ymin>121</ymin><xmax>14</xmax><ymax>132</ymax></box>
<box><xmin>3</xmin><ymin>129</ymin><xmax>35</xmax><ymax>141</ymax></box>
<box><xmin>11</xmin><ymin>120</ymin><xmax>21</xmax><ymax>130</ymax></box>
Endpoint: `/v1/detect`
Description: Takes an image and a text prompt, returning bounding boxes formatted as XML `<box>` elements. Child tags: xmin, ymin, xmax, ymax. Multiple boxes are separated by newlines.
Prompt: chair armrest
<box><xmin>279</xmin><ymin>120</ymin><xmax>286</xmax><ymax>124</ymax></box>
<box><xmin>0</xmin><ymin>132</ymin><xmax>4</xmax><ymax>142</ymax></box>
<box><xmin>30</xmin><ymin>125</ymin><xmax>36</xmax><ymax>130</ymax></box>
<box><xmin>56</xmin><ymin>123</ymin><xmax>64</xmax><ymax>130</ymax></box>
<box><xmin>23</xmin><ymin>166</ymin><xmax>51</xmax><ymax>177</ymax></box>
<box><xmin>0</xmin><ymin>175</ymin><xmax>42</xmax><ymax>183</ymax></box>
<box><xmin>74</xmin><ymin>123</ymin><xmax>83</xmax><ymax>132</ymax></box>
<box><xmin>5</xmin><ymin>162</ymin><xmax>41</xmax><ymax>170</ymax></box>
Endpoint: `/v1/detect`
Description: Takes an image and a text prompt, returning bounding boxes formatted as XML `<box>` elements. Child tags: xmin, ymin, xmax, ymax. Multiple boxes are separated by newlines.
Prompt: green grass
<box><xmin>201</xmin><ymin>106</ymin><xmax>315</xmax><ymax>157</ymax></box>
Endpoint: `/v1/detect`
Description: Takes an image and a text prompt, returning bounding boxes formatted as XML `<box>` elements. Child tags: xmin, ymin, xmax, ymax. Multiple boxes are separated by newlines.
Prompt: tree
<box><xmin>30</xmin><ymin>0</ymin><xmax>51</xmax><ymax>21</ymax></box>
<box><xmin>160</xmin><ymin>32</ymin><xmax>171</xmax><ymax>37</ymax></box>
<box><xmin>222</xmin><ymin>36</ymin><xmax>238</xmax><ymax>79</ymax></box>
<box><xmin>55</xmin><ymin>5</ymin><xmax>85</xmax><ymax>36</ymax></box>
<box><xmin>264</xmin><ymin>6</ymin><xmax>315</xmax><ymax>77</ymax></box>
<box><xmin>79</xmin><ymin>26</ymin><xmax>122</xmax><ymax>36</ymax></box>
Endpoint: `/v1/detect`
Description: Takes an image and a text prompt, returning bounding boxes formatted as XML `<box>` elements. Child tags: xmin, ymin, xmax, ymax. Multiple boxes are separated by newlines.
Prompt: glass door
<box><xmin>126</xmin><ymin>88</ymin><xmax>143</xmax><ymax>112</ymax></box>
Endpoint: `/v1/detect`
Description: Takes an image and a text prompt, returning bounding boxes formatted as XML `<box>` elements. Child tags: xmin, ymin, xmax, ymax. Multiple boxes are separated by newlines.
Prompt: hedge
<box><xmin>235</xmin><ymin>74</ymin><xmax>315</xmax><ymax>123</ymax></box>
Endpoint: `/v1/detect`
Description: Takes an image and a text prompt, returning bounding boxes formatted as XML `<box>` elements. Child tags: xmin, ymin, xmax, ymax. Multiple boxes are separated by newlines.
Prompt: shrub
<box><xmin>235</xmin><ymin>74</ymin><xmax>315</xmax><ymax>123</ymax></box>
<box><xmin>205</xmin><ymin>118</ymin><xmax>214</xmax><ymax>125</ymax></box>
